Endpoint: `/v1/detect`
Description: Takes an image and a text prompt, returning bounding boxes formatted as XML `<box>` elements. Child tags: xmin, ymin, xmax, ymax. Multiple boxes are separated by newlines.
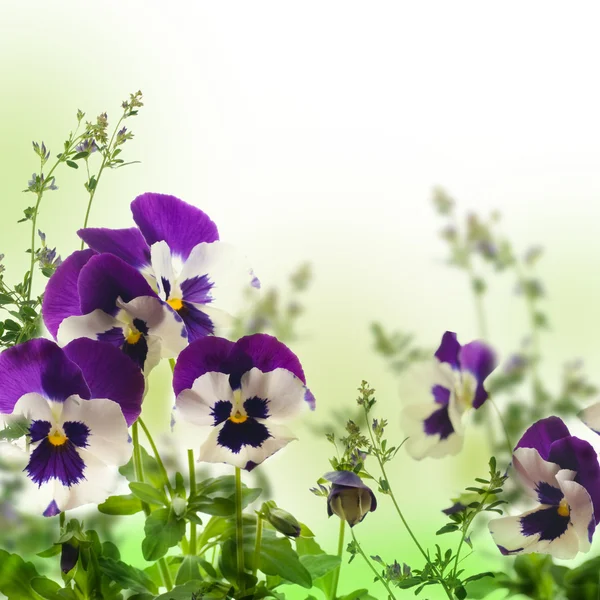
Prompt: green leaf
<box><xmin>36</xmin><ymin>545</ymin><xmax>61</xmax><ymax>559</ymax></box>
<box><xmin>0</xmin><ymin>294</ymin><xmax>13</xmax><ymax>305</ymax></box>
<box><xmin>339</xmin><ymin>590</ymin><xmax>377</xmax><ymax>600</ymax></box>
<box><xmin>436</xmin><ymin>524</ymin><xmax>459</xmax><ymax>535</ymax></box>
<box><xmin>66</xmin><ymin>160</ymin><xmax>78</xmax><ymax>169</ymax></box>
<box><xmin>0</xmin><ymin>417</ymin><xmax>30</xmax><ymax>441</ymax></box>
<box><xmin>0</xmin><ymin>550</ymin><xmax>45</xmax><ymax>599</ymax></box>
<box><xmin>154</xmin><ymin>582</ymin><xmax>204</xmax><ymax>599</ymax></box>
<box><xmin>455</xmin><ymin>585</ymin><xmax>467</xmax><ymax>600</ymax></box>
<box><xmin>256</xmin><ymin>535</ymin><xmax>312</xmax><ymax>589</ymax></box>
<box><xmin>72</xmin><ymin>151</ymin><xmax>90</xmax><ymax>160</ymax></box>
<box><xmin>98</xmin><ymin>494</ymin><xmax>143</xmax><ymax>515</ymax></box>
<box><xmin>30</xmin><ymin>577</ymin><xmax>61</xmax><ymax>599</ymax></box>
<box><xmin>97</xmin><ymin>557</ymin><xmax>158</xmax><ymax>594</ymax></box>
<box><xmin>142</xmin><ymin>508</ymin><xmax>186</xmax><ymax>561</ymax></box>
<box><xmin>299</xmin><ymin>554</ymin><xmax>341</xmax><ymax>581</ymax></box>
<box><xmin>129</xmin><ymin>482</ymin><xmax>168</xmax><ymax>506</ymax></box>
<box><xmin>120</xmin><ymin>447</ymin><xmax>164</xmax><ymax>489</ymax></box>
<box><xmin>175</xmin><ymin>555</ymin><xmax>201</xmax><ymax>585</ymax></box>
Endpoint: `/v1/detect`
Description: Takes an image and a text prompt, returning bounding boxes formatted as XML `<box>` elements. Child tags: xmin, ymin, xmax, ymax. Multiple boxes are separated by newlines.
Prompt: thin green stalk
<box><xmin>329</xmin><ymin>518</ymin><xmax>345</xmax><ymax>600</ymax></box>
<box><xmin>188</xmin><ymin>449</ymin><xmax>197</xmax><ymax>555</ymax></box>
<box><xmin>132</xmin><ymin>420</ymin><xmax>173</xmax><ymax>592</ymax></box>
<box><xmin>80</xmin><ymin>114</ymin><xmax>126</xmax><ymax>247</ymax></box>
<box><xmin>252</xmin><ymin>515</ymin><xmax>263</xmax><ymax>578</ymax></box>
<box><xmin>363</xmin><ymin>405</ymin><xmax>453</xmax><ymax>600</ymax></box>
<box><xmin>350</xmin><ymin>529</ymin><xmax>397</xmax><ymax>600</ymax></box>
<box><xmin>488</xmin><ymin>396</ymin><xmax>514</xmax><ymax>457</ymax></box>
<box><xmin>235</xmin><ymin>467</ymin><xmax>246</xmax><ymax>594</ymax></box>
<box><xmin>59</xmin><ymin>511</ymin><xmax>65</xmax><ymax>528</ymax></box>
<box><xmin>137</xmin><ymin>417</ymin><xmax>175</xmax><ymax>498</ymax></box>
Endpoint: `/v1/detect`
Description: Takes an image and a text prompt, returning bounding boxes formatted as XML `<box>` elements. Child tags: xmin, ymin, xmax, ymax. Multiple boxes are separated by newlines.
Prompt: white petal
<box><xmin>241</xmin><ymin>368</ymin><xmax>307</xmax><ymax>422</ymax></box>
<box><xmin>176</xmin><ymin>372</ymin><xmax>233</xmax><ymax>426</ymax></box>
<box><xmin>557</xmin><ymin>470</ymin><xmax>594</xmax><ymax>554</ymax></box>
<box><xmin>12</xmin><ymin>392</ymin><xmax>53</xmax><ymax>422</ymax></box>
<box><xmin>57</xmin><ymin>310</ymin><xmax>123</xmax><ymax>346</ymax></box>
<box><xmin>580</xmin><ymin>402</ymin><xmax>600</xmax><ymax>434</ymax></box>
<box><xmin>59</xmin><ymin>396</ymin><xmax>131</xmax><ymax>466</ymax></box>
<box><xmin>186</xmin><ymin>303</ymin><xmax>234</xmax><ymax>338</ymax></box>
<box><xmin>150</xmin><ymin>241</ymin><xmax>177</xmax><ymax>301</ymax></box>
<box><xmin>512</xmin><ymin>447</ymin><xmax>562</xmax><ymax>499</ymax></box>
<box><xmin>179</xmin><ymin>241</ymin><xmax>257</xmax><ymax>315</ymax></box>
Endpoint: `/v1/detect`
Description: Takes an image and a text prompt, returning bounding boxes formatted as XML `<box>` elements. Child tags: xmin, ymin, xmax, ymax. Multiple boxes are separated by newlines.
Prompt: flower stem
<box><xmin>350</xmin><ymin>528</ymin><xmax>397</xmax><ymax>600</ymax></box>
<box><xmin>363</xmin><ymin>405</ymin><xmax>453</xmax><ymax>600</ymax></box>
<box><xmin>137</xmin><ymin>416</ymin><xmax>175</xmax><ymax>498</ymax></box>
<box><xmin>235</xmin><ymin>466</ymin><xmax>246</xmax><ymax>594</ymax></box>
<box><xmin>132</xmin><ymin>420</ymin><xmax>173</xmax><ymax>592</ymax></box>
<box><xmin>252</xmin><ymin>514</ymin><xmax>263</xmax><ymax>578</ymax></box>
<box><xmin>187</xmin><ymin>449</ymin><xmax>197</xmax><ymax>555</ymax></box>
<box><xmin>329</xmin><ymin>518</ymin><xmax>345</xmax><ymax>600</ymax></box>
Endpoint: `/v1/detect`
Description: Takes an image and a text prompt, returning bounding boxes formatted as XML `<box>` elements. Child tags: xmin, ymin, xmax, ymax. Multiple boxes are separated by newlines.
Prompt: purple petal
<box><xmin>180</xmin><ymin>274</ymin><xmax>213</xmax><ymax>305</ymax></box>
<box><xmin>173</xmin><ymin>337</ymin><xmax>236</xmax><ymax>397</ymax></box>
<box><xmin>323</xmin><ymin>471</ymin><xmax>370</xmax><ymax>489</ymax></box>
<box><xmin>424</xmin><ymin>405</ymin><xmax>455</xmax><ymax>439</ymax></box>
<box><xmin>0</xmin><ymin>339</ymin><xmax>90</xmax><ymax>411</ymax></box>
<box><xmin>78</xmin><ymin>227</ymin><xmax>150</xmax><ymax>270</ymax></box>
<box><xmin>548</xmin><ymin>436</ymin><xmax>600</xmax><ymax>527</ymax></box>
<box><xmin>77</xmin><ymin>254</ymin><xmax>156</xmax><ymax>316</ymax></box>
<box><xmin>459</xmin><ymin>341</ymin><xmax>497</xmax><ymax>408</ymax></box>
<box><xmin>434</xmin><ymin>331</ymin><xmax>461</xmax><ymax>369</ymax></box>
<box><xmin>515</xmin><ymin>416</ymin><xmax>571</xmax><ymax>460</ymax></box>
<box><xmin>42</xmin><ymin>249</ymin><xmax>95</xmax><ymax>339</ymax></box>
<box><xmin>43</xmin><ymin>500</ymin><xmax>60</xmax><ymax>517</ymax></box>
<box><xmin>63</xmin><ymin>339</ymin><xmax>145</xmax><ymax>426</ymax></box>
<box><xmin>520</xmin><ymin>506</ymin><xmax>569</xmax><ymax>540</ymax></box>
<box><xmin>26</xmin><ymin>437</ymin><xmax>86</xmax><ymax>486</ymax></box>
<box><xmin>131</xmin><ymin>193</ymin><xmax>219</xmax><ymax>260</ymax></box>
<box><xmin>180</xmin><ymin>303</ymin><xmax>215</xmax><ymax>341</ymax></box>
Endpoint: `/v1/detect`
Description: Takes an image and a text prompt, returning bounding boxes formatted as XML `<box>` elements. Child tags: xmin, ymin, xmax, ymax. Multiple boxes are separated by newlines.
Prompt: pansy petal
<box><xmin>176</xmin><ymin>371</ymin><xmax>234</xmax><ymax>426</ymax></box>
<box><xmin>458</xmin><ymin>341</ymin><xmax>496</xmax><ymax>408</ymax></box>
<box><xmin>547</xmin><ymin>435</ymin><xmax>600</xmax><ymax>526</ymax></box>
<box><xmin>150</xmin><ymin>241</ymin><xmax>176</xmax><ymax>302</ymax></box>
<box><xmin>512</xmin><ymin>447</ymin><xmax>562</xmax><ymax>500</ymax></box>
<box><xmin>557</xmin><ymin>470</ymin><xmax>595</xmax><ymax>550</ymax></box>
<box><xmin>434</xmin><ymin>331</ymin><xmax>461</xmax><ymax>369</ymax></box>
<box><xmin>131</xmin><ymin>193</ymin><xmax>219</xmax><ymax>259</ymax></box>
<box><xmin>516</xmin><ymin>416</ymin><xmax>571</xmax><ymax>460</ymax></box>
<box><xmin>62</xmin><ymin>339</ymin><xmax>144</xmax><ymax>426</ymax></box>
<box><xmin>0</xmin><ymin>339</ymin><xmax>90</xmax><ymax>411</ymax></box>
<box><xmin>240</xmin><ymin>367</ymin><xmax>309</xmax><ymax>421</ymax></box>
<box><xmin>42</xmin><ymin>249</ymin><xmax>95</xmax><ymax>338</ymax></box>
<box><xmin>77</xmin><ymin>227</ymin><xmax>151</xmax><ymax>270</ymax></box>
<box><xmin>579</xmin><ymin>402</ymin><xmax>600</xmax><ymax>435</ymax></box>
<box><xmin>179</xmin><ymin>302</ymin><xmax>216</xmax><ymax>341</ymax></box>
<box><xmin>179</xmin><ymin>241</ymin><xmax>257</xmax><ymax>315</ymax></box>
<box><xmin>11</xmin><ymin>392</ymin><xmax>53</xmax><ymax>422</ymax></box>
<box><xmin>173</xmin><ymin>337</ymin><xmax>236</xmax><ymax>397</ymax></box>
<box><xmin>78</xmin><ymin>254</ymin><xmax>156</xmax><ymax>316</ymax></box>
<box><xmin>57</xmin><ymin>310</ymin><xmax>125</xmax><ymax>347</ymax></box>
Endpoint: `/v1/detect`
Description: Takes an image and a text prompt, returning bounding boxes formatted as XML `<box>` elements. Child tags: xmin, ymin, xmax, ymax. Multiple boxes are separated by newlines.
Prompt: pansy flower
<box><xmin>173</xmin><ymin>333</ymin><xmax>314</xmax><ymax>471</ymax></box>
<box><xmin>0</xmin><ymin>338</ymin><xmax>144</xmax><ymax>515</ymax></box>
<box><xmin>324</xmin><ymin>471</ymin><xmax>377</xmax><ymax>527</ymax></box>
<box><xmin>42</xmin><ymin>249</ymin><xmax>187</xmax><ymax>374</ymax></box>
<box><xmin>79</xmin><ymin>193</ymin><xmax>258</xmax><ymax>341</ymax></box>
<box><xmin>402</xmin><ymin>331</ymin><xmax>496</xmax><ymax>460</ymax></box>
<box><xmin>489</xmin><ymin>417</ymin><xmax>600</xmax><ymax>558</ymax></box>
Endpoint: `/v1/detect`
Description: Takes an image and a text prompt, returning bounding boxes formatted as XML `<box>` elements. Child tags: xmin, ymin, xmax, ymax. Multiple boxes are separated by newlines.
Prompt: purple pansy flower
<box><xmin>489</xmin><ymin>417</ymin><xmax>600</xmax><ymax>559</ymax></box>
<box><xmin>78</xmin><ymin>193</ymin><xmax>258</xmax><ymax>342</ymax></box>
<box><xmin>0</xmin><ymin>339</ymin><xmax>144</xmax><ymax>515</ymax></box>
<box><xmin>324</xmin><ymin>470</ymin><xmax>377</xmax><ymax>527</ymax></box>
<box><xmin>402</xmin><ymin>331</ymin><xmax>496</xmax><ymax>460</ymax></box>
<box><xmin>173</xmin><ymin>333</ymin><xmax>314</xmax><ymax>471</ymax></box>
<box><xmin>42</xmin><ymin>249</ymin><xmax>187</xmax><ymax>375</ymax></box>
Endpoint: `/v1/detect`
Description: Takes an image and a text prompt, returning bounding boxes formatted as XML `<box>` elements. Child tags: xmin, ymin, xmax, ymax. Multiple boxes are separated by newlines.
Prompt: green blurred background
<box><xmin>2</xmin><ymin>2</ymin><xmax>600</xmax><ymax>598</ymax></box>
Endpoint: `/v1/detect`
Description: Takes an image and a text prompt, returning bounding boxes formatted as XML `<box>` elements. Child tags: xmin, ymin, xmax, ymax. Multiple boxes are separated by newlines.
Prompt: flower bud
<box><xmin>172</xmin><ymin>496</ymin><xmax>187</xmax><ymax>518</ymax></box>
<box><xmin>323</xmin><ymin>471</ymin><xmax>377</xmax><ymax>527</ymax></box>
<box><xmin>60</xmin><ymin>542</ymin><xmax>79</xmax><ymax>573</ymax></box>
<box><xmin>266</xmin><ymin>507</ymin><xmax>302</xmax><ymax>538</ymax></box>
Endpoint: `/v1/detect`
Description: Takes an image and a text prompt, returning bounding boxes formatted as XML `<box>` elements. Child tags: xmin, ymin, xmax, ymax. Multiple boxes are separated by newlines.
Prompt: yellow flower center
<box><xmin>557</xmin><ymin>500</ymin><xmax>570</xmax><ymax>518</ymax></box>
<box><xmin>126</xmin><ymin>330</ymin><xmax>142</xmax><ymax>345</ymax></box>
<box><xmin>48</xmin><ymin>430</ymin><xmax>67</xmax><ymax>446</ymax></box>
<box><xmin>229</xmin><ymin>410</ymin><xmax>248</xmax><ymax>424</ymax></box>
<box><xmin>167</xmin><ymin>298</ymin><xmax>184</xmax><ymax>311</ymax></box>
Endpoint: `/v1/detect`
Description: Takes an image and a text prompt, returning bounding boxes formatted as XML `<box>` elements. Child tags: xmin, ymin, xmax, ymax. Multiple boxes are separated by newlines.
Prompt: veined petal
<box><xmin>516</xmin><ymin>416</ymin><xmax>571</xmax><ymax>460</ymax></box>
<box><xmin>78</xmin><ymin>254</ymin><xmax>156</xmax><ymax>316</ymax></box>
<box><xmin>131</xmin><ymin>193</ymin><xmax>219</xmax><ymax>260</ymax></box>
<box><xmin>0</xmin><ymin>340</ymin><xmax>90</xmax><ymax>411</ymax></box>
<box><xmin>150</xmin><ymin>241</ymin><xmax>177</xmax><ymax>302</ymax></box>
<box><xmin>241</xmin><ymin>367</ymin><xmax>309</xmax><ymax>421</ymax></box>
<box><xmin>77</xmin><ymin>227</ymin><xmax>150</xmax><ymax>270</ymax></box>
<box><xmin>434</xmin><ymin>331</ymin><xmax>461</xmax><ymax>369</ymax></box>
<box><xmin>11</xmin><ymin>392</ymin><xmax>54</xmax><ymax>423</ymax></box>
<box><xmin>557</xmin><ymin>472</ymin><xmax>595</xmax><ymax>549</ymax></box>
<box><xmin>57</xmin><ymin>310</ymin><xmax>125</xmax><ymax>347</ymax></box>
<box><xmin>63</xmin><ymin>339</ymin><xmax>145</xmax><ymax>426</ymax></box>
<box><xmin>579</xmin><ymin>402</ymin><xmax>600</xmax><ymax>435</ymax></box>
<box><xmin>458</xmin><ymin>341</ymin><xmax>496</xmax><ymax>408</ymax></box>
<box><xmin>42</xmin><ymin>249</ymin><xmax>95</xmax><ymax>339</ymax></box>
<box><xmin>176</xmin><ymin>371</ymin><xmax>234</xmax><ymax>426</ymax></box>
<box><xmin>512</xmin><ymin>447</ymin><xmax>562</xmax><ymax>501</ymax></box>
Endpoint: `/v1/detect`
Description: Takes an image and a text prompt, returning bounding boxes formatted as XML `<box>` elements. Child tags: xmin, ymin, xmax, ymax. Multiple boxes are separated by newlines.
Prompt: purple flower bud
<box><xmin>324</xmin><ymin>471</ymin><xmax>377</xmax><ymax>527</ymax></box>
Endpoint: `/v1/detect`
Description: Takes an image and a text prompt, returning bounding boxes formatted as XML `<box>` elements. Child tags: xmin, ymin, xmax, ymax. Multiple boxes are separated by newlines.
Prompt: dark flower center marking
<box><xmin>520</xmin><ymin>505</ymin><xmax>570</xmax><ymax>541</ymax></box>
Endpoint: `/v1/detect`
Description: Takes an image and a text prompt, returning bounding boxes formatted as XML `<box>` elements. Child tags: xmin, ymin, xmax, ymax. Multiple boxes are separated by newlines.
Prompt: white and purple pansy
<box><xmin>324</xmin><ymin>470</ymin><xmax>377</xmax><ymax>527</ymax></box>
<box><xmin>42</xmin><ymin>249</ymin><xmax>187</xmax><ymax>375</ymax></box>
<box><xmin>489</xmin><ymin>417</ymin><xmax>600</xmax><ymax>559</ymax></box>
<box><xmin>402</xmin><ymin>331</ymin><xmax>496</xmax><ymax>460</ymax></box>
<box><xmin>0</xmin><ymin>338</ymin><xmax>144</xmax><ymax>515</ymax></box>
<box><xmin>78</xmin><ymin>192</ymin><xmax>258</xmax><ymax>342</ymax></box>
<box><xmin>173</xmin><ymin>333</ymin><xmax>315</xmax><ymax>471</ymax></box>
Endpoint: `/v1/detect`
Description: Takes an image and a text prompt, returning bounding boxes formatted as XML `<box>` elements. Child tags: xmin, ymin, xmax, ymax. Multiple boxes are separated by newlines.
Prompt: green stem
<box><xmin>350</xmin><ymin>529</ymin><xmax>397</xmax><ymax>600</ymax></box>
<box><xmin>137</xmin><ymin>417</ymin><xmax>175</xmax><ymax>498</ymax></box>
<box><xmin>80</xmin><ymin>114</ymin><xmax>126</xmax><ymax>248</ymax></box>
<box><xmin>59</xmin><ymin>511</ymin><xmax>65</xmax><ymax>529</ymax></box>
<box><xmin>252</xmin><ymin>515</ymin><xmax>263</xmax><ymax>578</ymax></box>
<box><xmin>488</xmin><ymin>395</ymin><xmax>514</xmax><ymax>457</ymax></box>
<box><xmin>329</xmin><ymin>517</ymin><xmax>345</xmax><ymax>600</ymax></box>
<box><xmin>132</xmin><ymin>420</ymin><xmax>173</xmax><ymax>592</ymax></box>
<box><xmin>235</xmin><ymin>467</ymin><xmax>246</xmax><ymax>594</ymax></box>
<box><xmin>188</xmin><ymin>449</ymin><xmax>197</xmax><ymax>555</ymax></box>
<box><xmin>364</xmin><ymin>405</ymin><xmax>453</xmax><ymax>600</ymax></box>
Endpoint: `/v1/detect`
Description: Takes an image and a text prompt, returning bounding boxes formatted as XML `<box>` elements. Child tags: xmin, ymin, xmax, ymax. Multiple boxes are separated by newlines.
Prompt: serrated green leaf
<box><xmin>0</xmin><ymin>549</ymin><xmax>45</xmax><ymax>599</ymax></box>
<box><xmin>299</xmin><ymin>554</ymin><xmax>340</xmax><ymax>580</ymax></box>
<box><xmin>97</xmin><ymin>556</ymin><xmax>158</xmax><ymax>594</ymax></box>
<box><xmin>142</xmin><ymin>508</ymin><xmax>186</xmax><ymax>561</ymax></box>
